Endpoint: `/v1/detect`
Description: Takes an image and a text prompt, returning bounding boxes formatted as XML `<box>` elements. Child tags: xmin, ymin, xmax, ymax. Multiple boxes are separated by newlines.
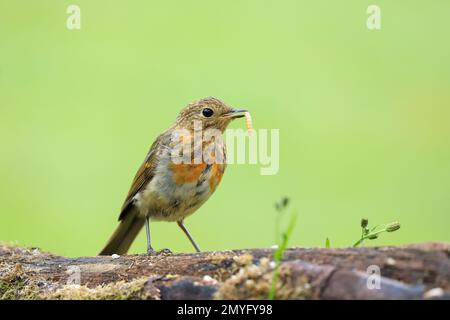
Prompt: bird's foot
<box><xmin>145</xmin><ymin>248</ymin><xmax>172</xmax><ymax>256</ymax></box>
<box><xmin>157</xmin><ymin>248</ymin><xmax>173</xmax><ymax>255</ymax></box>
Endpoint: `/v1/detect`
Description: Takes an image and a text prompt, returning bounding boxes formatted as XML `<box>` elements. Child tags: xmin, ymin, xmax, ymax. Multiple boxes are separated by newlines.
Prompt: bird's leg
<box><xmin>177</xmin><ymin>220</ymin><xmax>201</xmax><ymax>252</ymax></box>
<box><xmin>145</xmin><ymin>216</ymin><xmax>154</xmax><ymax>255</ymax></box>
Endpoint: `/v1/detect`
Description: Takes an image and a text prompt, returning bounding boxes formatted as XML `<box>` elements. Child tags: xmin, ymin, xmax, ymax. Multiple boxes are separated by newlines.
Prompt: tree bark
<box><xmin>1</xmin><ymin>242</ymin><xmax>449</xmax><ymax>300</ymax></box>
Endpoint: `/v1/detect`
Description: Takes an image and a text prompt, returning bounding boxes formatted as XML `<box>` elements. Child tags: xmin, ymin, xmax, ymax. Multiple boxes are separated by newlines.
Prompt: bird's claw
<box><xmin>157</xmin><ymin>248</ymin><xmax>172</xmax><ymax>255</ymax></box>
<box><xmin>146</xmin><ymin>248</ymin><xmax>172</xmax><ymax>256</ymax></box>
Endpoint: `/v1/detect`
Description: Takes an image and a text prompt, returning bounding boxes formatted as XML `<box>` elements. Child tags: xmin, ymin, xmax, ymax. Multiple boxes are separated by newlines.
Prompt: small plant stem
<box><xmin>268</xmin><ymin>213</ymin><xmax>296</xmax><ymax>300</ymax></box>
<box><xmin>352</xmin><ymin>228</ymin><xmax>389</xmax><ymax>247</ymax></box>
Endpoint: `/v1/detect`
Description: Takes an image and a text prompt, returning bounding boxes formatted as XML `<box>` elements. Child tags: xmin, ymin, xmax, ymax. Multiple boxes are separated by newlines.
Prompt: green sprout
<box><xmin>353</xmin><ymin>218</ymin><xmax>401</xmax><ymax>247</ymax></box>
<box><xmin>274</xmin><ymin>197</ymin><xmax>289</xmax><ymax>242</ymax></box>
<box><xmin>325</xmin><ymin>237</ymin><xmax>331</xmax><ymax>248</ymax></box>
<box><xmin>269</xmin><ymin>197</ymin><xmax>296</xmax><ymax>300</ymax></box>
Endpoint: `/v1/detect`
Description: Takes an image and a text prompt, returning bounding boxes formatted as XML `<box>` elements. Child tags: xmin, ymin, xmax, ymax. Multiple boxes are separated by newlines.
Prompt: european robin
<box><xmin>99</xmin><ymin>97</ymin><xmax>248</xmax><ymax>255</ymax></box>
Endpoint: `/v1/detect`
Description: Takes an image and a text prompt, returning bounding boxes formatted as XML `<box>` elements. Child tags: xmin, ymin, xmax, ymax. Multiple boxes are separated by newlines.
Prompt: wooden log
<box><xmin>0</xmin><ymin>243</ymin><xmax>449</xmax><ymax>300</ymax></box>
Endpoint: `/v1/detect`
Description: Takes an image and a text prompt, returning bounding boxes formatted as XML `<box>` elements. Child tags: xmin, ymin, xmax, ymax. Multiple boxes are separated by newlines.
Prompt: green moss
<box><xmin>45</xmin><ymin>277</ymin><xmax>157</xmax><ymax>300</ymax></box>
<box><xmin>0</xmin><ymin>263</ymin><xmax>40</xmax><ymax>300</ymax></box>
<box><xmin>215</xmin><ymin>258</ymin><xmax>312</xmax><ymax>300</ymax></box>
<box><xmin>0</xmin><ymin>262</ymin><xmax>159</xmax><ymax>300</ymax></box>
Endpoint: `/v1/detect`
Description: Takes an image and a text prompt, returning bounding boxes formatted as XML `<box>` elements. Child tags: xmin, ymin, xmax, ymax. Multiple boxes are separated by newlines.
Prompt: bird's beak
<box><xmin>223</xmin><ymin>108</ymin><xmax>248</xmax><ymax>119</ymax></box>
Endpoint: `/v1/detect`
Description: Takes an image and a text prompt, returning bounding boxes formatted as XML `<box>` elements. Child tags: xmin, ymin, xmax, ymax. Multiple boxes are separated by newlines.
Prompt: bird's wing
<box><xmin>118</xmin><ymin>138</ymin><xmax>161</xmax><ymax>221</ymax></box>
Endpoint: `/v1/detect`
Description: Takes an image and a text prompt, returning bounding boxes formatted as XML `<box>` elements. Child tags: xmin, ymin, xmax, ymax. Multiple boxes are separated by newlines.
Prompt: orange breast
<box><xmin>170</xmin><ymin>163</ymin><xmax>207</xmax><ymax>184</ymax></box>
<box><xmin>209</xmin><ymin>163</ymin><xmax>224</xmax><ymax>192</ymax></box>
<box><xmin>169</xmin><ymin>162</ymin><xmax>225</xmax><ymax>192</ymax></box>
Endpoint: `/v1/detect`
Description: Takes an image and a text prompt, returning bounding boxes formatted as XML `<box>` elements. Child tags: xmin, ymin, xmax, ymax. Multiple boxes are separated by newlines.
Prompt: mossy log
<box><xmin>1</xmin><ymin>243</ymin><xmax>449</xmax><ymax>300</ymax></box>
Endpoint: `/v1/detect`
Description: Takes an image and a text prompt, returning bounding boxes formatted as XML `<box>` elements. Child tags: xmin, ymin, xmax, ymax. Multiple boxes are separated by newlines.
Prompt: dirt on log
<box><xmin>1</xmin><ymin>242</ymin><xmax>449</xmax><ymax>300</ymax></box>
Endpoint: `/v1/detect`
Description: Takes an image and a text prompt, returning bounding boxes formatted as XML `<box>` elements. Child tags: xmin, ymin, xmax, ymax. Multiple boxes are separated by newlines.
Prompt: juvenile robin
<box><xmin>99</xmin><ymin>97</ymin><xmax>248</xmax><ymax>255</ymax></box>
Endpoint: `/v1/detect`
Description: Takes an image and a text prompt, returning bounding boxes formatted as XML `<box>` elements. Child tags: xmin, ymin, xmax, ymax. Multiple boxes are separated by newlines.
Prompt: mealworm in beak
<box><xmin>245</xmin><ymin>111</ymin><xmax>253</xmax><ymax>136</ymax></box>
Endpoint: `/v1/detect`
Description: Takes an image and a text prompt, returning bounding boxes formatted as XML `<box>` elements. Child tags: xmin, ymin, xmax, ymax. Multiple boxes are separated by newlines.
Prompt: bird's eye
<box><xmin>202</xmin><ymin>108</ymin><xmax>214</xmax><ymax>117</ymax></box>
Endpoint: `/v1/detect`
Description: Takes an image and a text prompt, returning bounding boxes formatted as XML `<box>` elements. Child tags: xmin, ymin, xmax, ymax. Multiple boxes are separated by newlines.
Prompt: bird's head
<box><xmin>175</xmin><ymin>97</ymin><xmax>247</xmax><ymax>132</ymax></box>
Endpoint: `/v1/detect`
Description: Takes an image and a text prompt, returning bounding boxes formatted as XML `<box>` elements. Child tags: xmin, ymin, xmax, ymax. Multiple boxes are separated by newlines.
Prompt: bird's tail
<box><xmin>99</xmin><ymin>207</ymin><xmax>145</xmax><ymax>255</ymax></box>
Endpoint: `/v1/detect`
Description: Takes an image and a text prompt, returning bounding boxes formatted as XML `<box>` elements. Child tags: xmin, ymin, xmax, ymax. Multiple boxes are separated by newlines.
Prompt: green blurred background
<box><xmin>1</xmin><ymin>1</ymin><xmax>449</xmax><ymax>257</ymax></box>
